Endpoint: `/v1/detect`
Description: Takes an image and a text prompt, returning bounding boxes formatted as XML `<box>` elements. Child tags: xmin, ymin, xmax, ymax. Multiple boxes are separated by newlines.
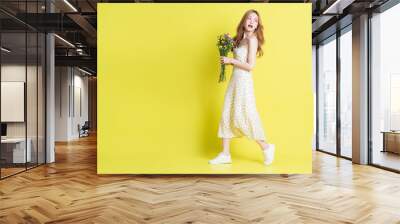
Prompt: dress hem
<box><xmin>217</xmin><ymin>134</ymin><xmax>266</xmax><ymax>142</ymax></box>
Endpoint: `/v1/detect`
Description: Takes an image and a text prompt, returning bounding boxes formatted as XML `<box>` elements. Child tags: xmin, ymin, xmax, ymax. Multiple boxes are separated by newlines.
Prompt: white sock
<box><xmin>221</xmin><ymin>151</ymin><xmax>230</xmax><ymax>156</ymax></box>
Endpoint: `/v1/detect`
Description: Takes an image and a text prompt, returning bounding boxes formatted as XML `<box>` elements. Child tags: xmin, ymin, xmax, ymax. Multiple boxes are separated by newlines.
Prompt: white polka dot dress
<box><xmin>217</xmin><ymin>44</ymin><xmax>267</xmax><ymax>141</ymax></box>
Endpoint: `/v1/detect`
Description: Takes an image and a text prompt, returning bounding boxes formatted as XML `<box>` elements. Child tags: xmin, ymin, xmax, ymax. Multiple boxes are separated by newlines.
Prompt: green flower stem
<box><xmin>219</xmin><ymin>64</ymin><xmax>226</xmax><ymax>83</ymax></box>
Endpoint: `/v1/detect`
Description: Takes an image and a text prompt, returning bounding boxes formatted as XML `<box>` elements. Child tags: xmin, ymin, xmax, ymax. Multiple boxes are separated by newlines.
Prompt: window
<box><xmin>370</xmin><ymin>3</ymin><xmax>400</xmax><ymax>171</ymax></box>
<box><xmin>339</xmin><ymin>28</ymin><xmax>352</xmax><ymax>158</ymax></box>
<box><xmin>0</xmin><ymin>1</ymin><xmax>47</xmax><ymax>179</ymax></box>
<box><xmin>318</xmin><ymin>35</ymin><xmax>337</xmax><ymax>154</ymax></box>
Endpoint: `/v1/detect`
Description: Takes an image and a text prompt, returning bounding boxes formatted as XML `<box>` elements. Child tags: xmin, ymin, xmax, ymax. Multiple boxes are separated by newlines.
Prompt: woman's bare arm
<box><xmin>231</xmin><ymin>37</ymin><xmax>258</xmax><ymax>72</ymax></box>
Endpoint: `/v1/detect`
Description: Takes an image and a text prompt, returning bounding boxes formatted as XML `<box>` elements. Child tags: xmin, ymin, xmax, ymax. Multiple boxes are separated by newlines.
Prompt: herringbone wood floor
<box><xmin>1</xmin><ymin>134</ymin><xmax>400</xmax><ymax>224</ymax></box>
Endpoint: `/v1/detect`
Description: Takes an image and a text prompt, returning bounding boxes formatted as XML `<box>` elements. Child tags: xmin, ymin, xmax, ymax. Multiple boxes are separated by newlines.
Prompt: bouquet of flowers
<box><xmin>217</xmin><ymin>33</ymin><xmax>234</xmax><ymax>83</ymax></box>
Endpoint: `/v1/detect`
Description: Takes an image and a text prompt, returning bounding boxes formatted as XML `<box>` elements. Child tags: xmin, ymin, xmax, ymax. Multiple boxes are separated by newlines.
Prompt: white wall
<box><xmin>55</xmin><ymin>67</ymin><xmax>89</xmax><ymax>141</ymax></box>
<box><xmin>72</xmin><ymin>73</ymin><xmax>89</xmax><ymax>138</ymax></box>
<box><xmin>1</xmin><ymin>65</ymin><xmax>26</xmax><ymax>137</ymax></box>
<box><xmin>1</xmin><ymin>65</ymin><xmax>40</xmax><ymax>137</ymax></box>
<box><xmin>55</xmin><ymin>66</ymin><xmax>70</xmax><ymax>141</ymax></box>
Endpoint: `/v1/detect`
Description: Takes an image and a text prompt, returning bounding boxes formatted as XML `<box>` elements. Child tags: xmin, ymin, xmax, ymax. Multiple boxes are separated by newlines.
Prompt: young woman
<box><xmin>209</xmin><ymin>9</ymin><xmax>275</xmax><ymax>165</ymax></box>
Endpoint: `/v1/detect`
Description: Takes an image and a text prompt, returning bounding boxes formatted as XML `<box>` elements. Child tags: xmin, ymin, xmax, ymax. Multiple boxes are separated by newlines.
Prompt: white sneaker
<box><xmin>209</xmin><ymin>152</ymin><xmax>232</xmax><ymax>165</ymax></box>
<box><xmin>263</xmin><ymin>144</ymin><xmax>275</xmax><ymax>165</ymax></box>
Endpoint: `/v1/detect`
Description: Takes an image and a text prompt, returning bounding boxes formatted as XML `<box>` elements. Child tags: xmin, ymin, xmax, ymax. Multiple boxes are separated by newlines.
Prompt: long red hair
<box><xmin>233</xmin><ymin>9</ymin><xmax>265</xmax><ymax>57</ymax></box>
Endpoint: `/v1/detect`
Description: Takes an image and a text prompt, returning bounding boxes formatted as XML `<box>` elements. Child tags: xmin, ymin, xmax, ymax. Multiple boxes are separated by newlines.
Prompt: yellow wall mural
<box><xmin>98</xmin><ymin>3</ymin><xmax>313</xmax><ymax>174</ymax></box>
